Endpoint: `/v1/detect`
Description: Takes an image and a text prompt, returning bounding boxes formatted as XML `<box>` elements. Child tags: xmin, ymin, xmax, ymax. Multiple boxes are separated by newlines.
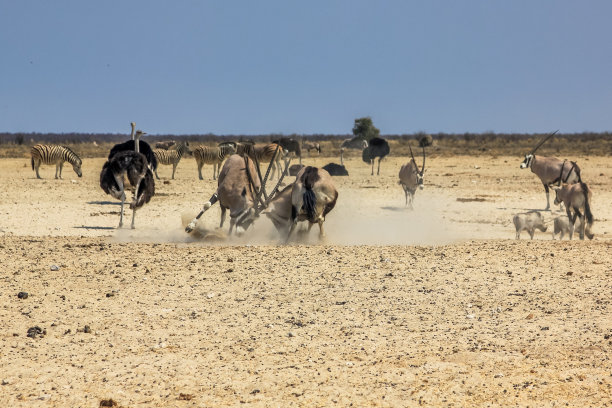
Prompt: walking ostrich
<box><xmin>362</xmin><ymin>137</ymin><xmax>390</xmax><ymax>175</ymax></box>
<box><xmin>108</xmin><ymin>122</ymin><xmax>158</xmax><ymax>171</ymax></box>
<box><xmin>100</xmin><ymin>129</ymin><xmax>155</xmax><ymax>229</ymax></box>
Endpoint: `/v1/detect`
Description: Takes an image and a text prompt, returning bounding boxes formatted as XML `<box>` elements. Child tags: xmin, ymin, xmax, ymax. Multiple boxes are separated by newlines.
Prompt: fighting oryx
<box><xmin>265</xmin><ymin>166</ymin><xmax>338</xmax><ymax>242</ymax></box>
<box><xmin>520</xmin><ymin>130</ymin><xmax>582</xmax><ymax>210</ymax></box>
<box><xmin>553</xmin><ymin>182</ymin><xmax>594</xmax><ymax>240</ymax></box>
<box><xmin>398</xmin><ymin>144</ymin><xmax>426</xmax><ymax>209</ymax></box>
<box><xmin>185</xmin><ymin>144</ymin><xmax>291</xmax><ymax>236</ymax></box>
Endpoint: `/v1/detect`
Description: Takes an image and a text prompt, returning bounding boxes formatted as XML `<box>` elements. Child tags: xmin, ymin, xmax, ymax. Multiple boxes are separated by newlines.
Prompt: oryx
<box><xmin>265</xmin><ymin>166</ymin><xmax>338</xmax><ymax>242</ymax></box>
<box><xmin>185</xmin><ymin>145</ymin><xmax>291</xmax><ymax>236</ymax></box>
<box><xmin>520</xmin><ymin>130</ymin><xmax>582</xmax><ymax>210</ymax></box>
<box><xmin>553</xmin><ymin>182</ymin><xmax>594</xmax><ymax>240</ymax></box>
<box><xmin>398</xmin><ymin>144</ymin><xmax>426</xmax><ymax>209</ymax></box>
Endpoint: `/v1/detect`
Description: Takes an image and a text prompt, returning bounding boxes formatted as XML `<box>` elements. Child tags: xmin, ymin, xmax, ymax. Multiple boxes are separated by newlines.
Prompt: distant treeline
<box><xmin>0</xmin><ymin>131</ymin><xmax>610</xmax><ymax>145</ymax></box>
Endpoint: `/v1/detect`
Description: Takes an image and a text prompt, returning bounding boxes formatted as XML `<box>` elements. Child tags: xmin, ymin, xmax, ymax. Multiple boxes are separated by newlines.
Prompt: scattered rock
<box><xmin>17</xmin><ymin>292</ymin><xmax>28</xmax><ymax>299</ymax></box>
<box><xmin>99</xmin><ymin>399</ymin><xmax>119</xmax><ymax>407</ymax></box>
<box><xmin>27</xmin><ymin>326</ymin><xmax>46</xmax><ymax>338</ymax></box>
<box><xmin>526</xmin><ymin>313</ymin><xmax>534</xmax><ymax>320</ymax></box>
<box><xmin>178</xmin><ymin>393</ymin><xmax>194</xmax><ymax>401</ymax></box>
<box><xmin>83</xmin><ymin>325</ymin><xmax>92</xmax><ymax>334</ymax></box>
<box><xmin>50</xmin><ymin>265</ymin><xmax>60</xmax><ymax>271</ymax></box>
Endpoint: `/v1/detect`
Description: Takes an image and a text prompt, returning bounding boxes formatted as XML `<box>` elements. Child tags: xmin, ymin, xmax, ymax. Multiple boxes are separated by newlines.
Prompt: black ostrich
<box><xmin>362</xmin><ymin>137</ymin><xmax>390</xmax><ymax>175</ymax></box>
<box><xmin>322</xmin><ymin>163</ymin><xmax>349</xmax><ymax>176</ymax></box>
<box><xmin>108</xmin><ymin>122</ymin><xmax>158</xmax><ymax>171</ymax></box>
<box><xmin>100</xmin><ymin>128</ymin><xmax>155</xmax><ymax>229</ymax></box>
<box><xmin>273</xmin><ymin>137</ymin><xmax>302</xmax><ymax>166</ymax></box>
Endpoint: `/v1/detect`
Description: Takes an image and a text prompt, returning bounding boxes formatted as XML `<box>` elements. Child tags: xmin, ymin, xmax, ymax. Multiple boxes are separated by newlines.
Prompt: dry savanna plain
<box><xmin>0</xmin><ymin>138</ymin><xmax>611</xmax><ymax>407</ymax></box>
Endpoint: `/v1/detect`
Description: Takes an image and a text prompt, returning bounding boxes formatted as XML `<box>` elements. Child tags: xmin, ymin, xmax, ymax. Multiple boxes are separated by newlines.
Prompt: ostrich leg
<box><xmin>114</xmin><ymin>174</ymin><xmax>126</xmax><ymax>228</ymax></box>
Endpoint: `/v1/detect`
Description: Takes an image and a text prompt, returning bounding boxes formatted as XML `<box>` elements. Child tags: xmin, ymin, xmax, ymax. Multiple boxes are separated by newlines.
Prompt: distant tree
<box><xmin>352</xmin><ymin>117</ymin><xmax>380</xmax><ymax>141</ymax></box>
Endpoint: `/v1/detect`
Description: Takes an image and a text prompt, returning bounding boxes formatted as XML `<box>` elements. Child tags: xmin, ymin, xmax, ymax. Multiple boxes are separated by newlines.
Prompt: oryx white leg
<box><xmin>578</xmin><ymin>213</ymin><xmax>586</xmax><ymax>240</ymax></box>
<box><xmin>528</xmin><ymin>228</ymin><xmax>535</xmax><ymax>240</ymax></box>
<box><xmin>544</xmin><ymin>184</ymin><xmax>551</xmax><ymax>210</ymax></box>
<box><xmin>317</xmin><ymin>220</ymin><xmax>326</xmax><ymax>239</ymax></box>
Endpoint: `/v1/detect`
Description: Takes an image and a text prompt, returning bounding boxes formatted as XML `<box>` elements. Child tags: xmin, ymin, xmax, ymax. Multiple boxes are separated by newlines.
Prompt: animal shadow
<box><xmin>87</xmin><ymin>201</ymin><xmax>121</xmax><ymax>206</ymax></box>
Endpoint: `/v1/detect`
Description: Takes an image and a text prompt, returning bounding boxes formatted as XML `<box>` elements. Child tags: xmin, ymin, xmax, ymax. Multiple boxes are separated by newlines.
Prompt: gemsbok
<box><xmin>265</xmin><ymin>166</ymin><xmax>338</xmax><ymax>242</ymax></box>
<box><xmin>553</xmin><ymin>182</ymin><xmax>594</xmax><ymax>240</ymax></box>
<box><xmin>520</xmin><ymin>130</ymin><xmax>581</xmax><ymax>210</ymax></box>
<box><xmin>185</xmin><ymin>145</ymin><xmax>292</xmax><ymax>236</ymax></box>
<box><xmin>398</xmin><ymin>145</ymin><xmax>426</xmax><ymax>209</ymax></box>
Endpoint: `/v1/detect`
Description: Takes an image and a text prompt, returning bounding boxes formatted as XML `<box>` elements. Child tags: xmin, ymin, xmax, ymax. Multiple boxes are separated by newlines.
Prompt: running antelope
<box><xmin>30</xmin><ymin>144</ymin><xmax>82</xmax><ymax>179</ymax></box>
<box><xmin>153</xmin><ymin>141</ymin><xmax>191</xmax><ymax>180</ymax></box>
<box><xmin>398</xmin><ymin>145</ymin><xmax>426</xmax><ymax>209</ymax></box>
<box><xmin>553</xmin><ymin>182</ymin><xmax>594</xmax><ymax>240</ymax></box>
<box><xmin>193</xmin><ymin>142</ymin><xmax>237</xmax><ymax>180</ymax></box>
<box><xmin>520</xmin><ymin>130</ymin><xmax>581</xmax><ymax>210</ymax></box>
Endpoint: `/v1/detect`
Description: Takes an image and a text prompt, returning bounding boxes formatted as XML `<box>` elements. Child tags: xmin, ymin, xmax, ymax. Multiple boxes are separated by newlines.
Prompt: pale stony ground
<box><xmin>0</xmin><ymin>153</ymin><xmax>611</xmax><ymax>407</ymax></box>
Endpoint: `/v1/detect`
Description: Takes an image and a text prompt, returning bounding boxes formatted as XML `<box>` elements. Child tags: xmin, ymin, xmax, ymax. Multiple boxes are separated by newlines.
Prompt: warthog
<box><xmin>552</xmin><ymin>215</ymin><xmax>583</xmax><ymax>240</ymax></box>
<box><xmin>513</xmin><ymin>211</ymin><xmax>547</xmax><ymax>240</ymax></box>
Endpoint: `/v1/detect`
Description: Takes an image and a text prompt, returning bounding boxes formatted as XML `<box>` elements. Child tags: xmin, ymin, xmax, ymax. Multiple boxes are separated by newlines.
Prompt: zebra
<box><xmin>152</xmin><ymin>141</ymin><xmax>191</xmax><ymax>180</ymax></box>
<box><xmin>30</xmin><ymin>144</ymin><xmax>82</xmax><ymax>179</ymax></box>
<box><xmin>252</xmin><ymin>143</ymin><xmax>286</xmax><ymax>180</ymax></box>
<box><xmin>193</xmin><ymin>142</ymin><xmax>237</xmax><ymax>180</ymax></box>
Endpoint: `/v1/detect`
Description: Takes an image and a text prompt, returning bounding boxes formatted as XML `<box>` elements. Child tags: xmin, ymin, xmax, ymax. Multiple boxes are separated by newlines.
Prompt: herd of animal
<box><xmin>28</xmin><ymin>125</ymin><xmax>596</xmax><ymax>242</ymax></box>
<box><xmin>514</xmin><ymin>130</ymin><xmax>594</xmax><ymax>241</ymax></box>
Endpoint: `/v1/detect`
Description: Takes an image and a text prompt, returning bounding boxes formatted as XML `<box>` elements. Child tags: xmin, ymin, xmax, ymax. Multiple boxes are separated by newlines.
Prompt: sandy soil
<box><xmin>1</xmin><ymin>154</ymin><xmax>611</xmax><ymax>407</ymax></box>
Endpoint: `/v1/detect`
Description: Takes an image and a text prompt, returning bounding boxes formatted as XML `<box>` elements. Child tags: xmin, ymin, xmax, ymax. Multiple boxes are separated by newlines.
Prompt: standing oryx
<box><xmin>185</xmin><ymin>151</ymin><xmax>291</xmax><ymax>236</ymax></box>
<box><xmin>520</xmin><ymin>130</ymin><xmax>582</xmax><ymax>210</ymax></box>
<box><xmin>265</xmin><ymin>166</ymin><xmax>338</xmax><ymax>242</ymax></box>
<box><xmin>303</xmin><ymin>140</ymin><xmax>321</xmax><ymax>155</ymax></box>
<box><xmin>153</xmin><ymin>141</ymin><xmax>191</xmax><ymax>180</ymax></box>
<box><xmin>398</xmin><ymin>145</ymin><xmax>426</xmax><ymax>209</ymax></box>
<box><xmin>553</xmin><ymin>182</ymin><xmax>594</xmax><ymax>240</ymax></box>
<box><xmin>193</xmin><ymin>142</ymin><xmax>237</xmax><ymax>180</ymax></box>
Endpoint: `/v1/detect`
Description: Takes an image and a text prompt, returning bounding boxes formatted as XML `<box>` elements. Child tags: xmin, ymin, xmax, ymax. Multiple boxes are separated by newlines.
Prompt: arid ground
<box><xmin>1</xmin><ymin>151</ymin><xmax>611</xmax><ymax>407</ymax></box>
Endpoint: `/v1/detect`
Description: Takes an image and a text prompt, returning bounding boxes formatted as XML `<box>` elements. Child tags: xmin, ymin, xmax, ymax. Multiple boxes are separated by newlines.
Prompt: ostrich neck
<box><xmin>134</xmin><ymin>136</ymin><xmax>140</xmax><ymax>153</ymax></box>
<box><xmin>130</xmin><ymin>123</ymin><xmax>136</xmax><ymax>140</ymax></box>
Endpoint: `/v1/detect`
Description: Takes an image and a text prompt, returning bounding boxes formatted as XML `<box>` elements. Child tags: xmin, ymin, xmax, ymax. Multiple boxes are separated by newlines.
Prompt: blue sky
<box><xmin>1</xmin><ymin>1</ymin><xmax>611</xmax><ymax>135</ymax></box>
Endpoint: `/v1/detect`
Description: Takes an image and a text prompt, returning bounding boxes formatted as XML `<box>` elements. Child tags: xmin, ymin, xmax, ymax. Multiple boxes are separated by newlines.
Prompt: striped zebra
<box><xmin>152</xmin><ymin>141</ymin><xmax>191</xmax><ymax>180</ymax></box>
<box><xmin>236</xmin><ymin>142</ymin><xmax>286</xmax><ymax>179</ymax></box>
<box><xmin>30</xmin><ymin>144</ymin><xmax>82</xmax><ymax>179</ymax></box>
<box><xmin>193</xmin><ymin>142</ymin><xmax>237</xmax><ymax>180</ymax></box>
<box><xmin>252</xmin><ymin>143</ymin><xmax>286</xmax><ymax>180</ymax></box>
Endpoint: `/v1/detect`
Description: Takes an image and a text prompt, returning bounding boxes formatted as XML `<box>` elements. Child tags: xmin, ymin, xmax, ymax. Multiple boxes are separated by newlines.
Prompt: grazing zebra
<box><xmin>193</xmin><ymin>142</ymin><xmax>237</xmax><ymax>180</ymax></box>
<box><xmin>152</xmin><ymin>141</ymin><xmax>191</xmax><ymax>180</ymax></box>
<box><xmin>30</xmin><ymin>144</ymin><xmax>82</xmax><ymax>179</ymax></box>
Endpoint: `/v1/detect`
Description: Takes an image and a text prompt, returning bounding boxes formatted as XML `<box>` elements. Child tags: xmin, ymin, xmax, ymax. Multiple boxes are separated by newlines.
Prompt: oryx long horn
<box><xmin>529</xmin><ymin>130</ymin><xmax>559</xmax><ymax>155</ymax></box>
<box><xmin>408</xmin><ymin>144</ymin><xmax>416</xmax><ymax>165</ymax></box>
<box><xmin>421</xmin><ymin>145</ymin><xmax>426</xmax><ymax>173</ymax></box>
